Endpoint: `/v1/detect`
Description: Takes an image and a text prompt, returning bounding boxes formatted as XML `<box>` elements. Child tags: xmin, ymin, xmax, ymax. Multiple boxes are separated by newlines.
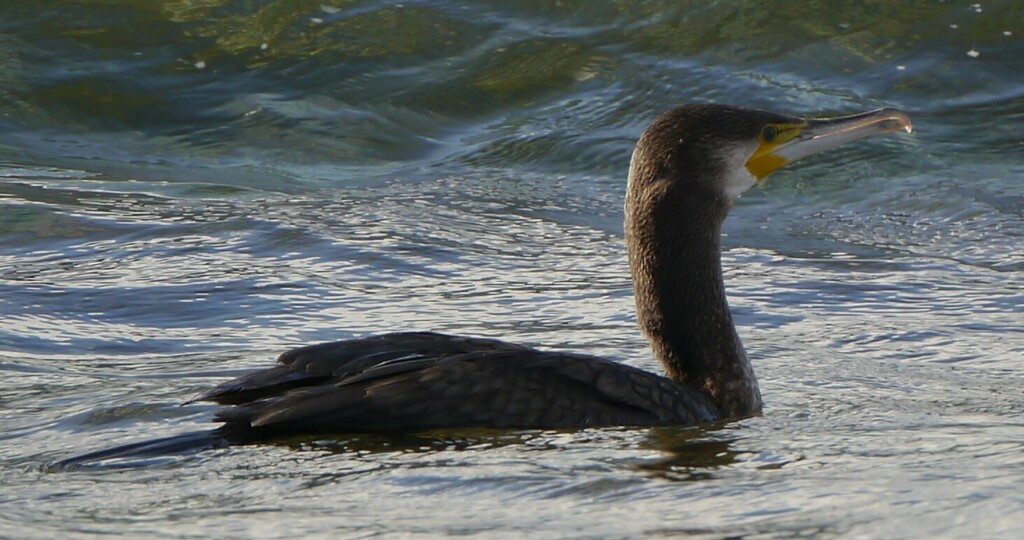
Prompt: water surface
<box><xmin>2</xmin><ymin>1</ymin><xmax>1022</xmax><ymax>538</ymax></box>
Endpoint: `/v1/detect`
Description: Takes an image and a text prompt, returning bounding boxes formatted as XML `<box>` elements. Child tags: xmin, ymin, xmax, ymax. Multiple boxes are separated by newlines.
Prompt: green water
<box><xmin>1</xmin><ymin>1</ymin><xmax>1022</xmax><ymax>538</ymax></box>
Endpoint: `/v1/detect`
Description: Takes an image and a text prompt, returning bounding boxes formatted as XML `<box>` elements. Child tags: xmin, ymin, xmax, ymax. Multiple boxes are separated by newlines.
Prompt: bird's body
<box><xmin>58</xmin><ymin>104</ymin><xmax>911</xmax><ymax>466</ymax></box>
<box><xmin>203</xmin><ymin>332</ymin><xmax>720</xmax><ymax>432</ymax></box>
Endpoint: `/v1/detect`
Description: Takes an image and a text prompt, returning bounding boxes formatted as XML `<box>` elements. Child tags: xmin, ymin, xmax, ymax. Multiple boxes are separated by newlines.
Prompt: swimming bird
<box><xmin>59</xmin><ymin>104</ymin><xmax>912</xmax><ymax>465</ymax></box>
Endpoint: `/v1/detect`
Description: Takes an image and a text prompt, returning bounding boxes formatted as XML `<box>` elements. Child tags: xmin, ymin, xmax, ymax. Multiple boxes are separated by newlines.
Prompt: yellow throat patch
<box><xmin>745</xmin><ymin>122</ymin><xmax>807</xmax><ymax>179</ymax></box>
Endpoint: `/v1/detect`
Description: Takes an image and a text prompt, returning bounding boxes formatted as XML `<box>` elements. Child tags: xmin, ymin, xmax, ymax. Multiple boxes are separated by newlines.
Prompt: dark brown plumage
<box><xmin>204</xmin><ymin>332</ymin><xmax>719</xmax><ymax>432</ymax></box>
<box><xmin>57</xmin><ymin>104</ymin><xmax>911</xmax><ymax>465</ymax></box>
<box><xmin>624</xmin><ymin>105</ymin><xmax>795</xmax><ymax>417</ymax></box>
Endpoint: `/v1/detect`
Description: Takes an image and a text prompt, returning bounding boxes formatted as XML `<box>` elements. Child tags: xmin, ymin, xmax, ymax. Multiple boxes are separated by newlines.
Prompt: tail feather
<box><xmin>54</xmin><ymin>429</ymin><xmax>233</xmax><ymax>468</ymax></box>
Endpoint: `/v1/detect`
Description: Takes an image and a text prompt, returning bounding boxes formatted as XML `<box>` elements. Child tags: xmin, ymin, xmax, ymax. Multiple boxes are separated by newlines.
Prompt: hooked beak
<box><xmin>746</xmin><ymin>108</ymin><xmax>913</xmax><ymax>179</ymax></box>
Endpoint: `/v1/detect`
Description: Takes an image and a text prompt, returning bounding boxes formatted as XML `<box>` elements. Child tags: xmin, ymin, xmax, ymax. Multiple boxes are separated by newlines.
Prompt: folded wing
<box><xmin>199</xmin><ymin>332</ymin><xmax>720</xmax><ymax>433</ymax></box>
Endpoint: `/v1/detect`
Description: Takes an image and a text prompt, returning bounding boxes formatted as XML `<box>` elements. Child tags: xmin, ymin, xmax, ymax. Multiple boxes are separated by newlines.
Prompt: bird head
<box><xmin>629</xmin><ymin>104</ymin><xmax>913</xmax><ymax>204</ymax></box>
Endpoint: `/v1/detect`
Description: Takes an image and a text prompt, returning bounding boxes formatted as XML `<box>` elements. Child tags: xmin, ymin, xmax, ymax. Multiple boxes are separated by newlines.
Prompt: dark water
<box><xmin>2</xmin><ymin>1</ymin><xmax>1022</xmax><ymax>537</ymax></box>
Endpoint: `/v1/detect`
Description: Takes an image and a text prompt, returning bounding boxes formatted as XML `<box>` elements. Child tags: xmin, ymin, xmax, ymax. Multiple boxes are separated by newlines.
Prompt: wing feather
<box><xmin>202</xmin><ymin>333</ymin><xmax>721</xmax><ymax>433</ymax></box>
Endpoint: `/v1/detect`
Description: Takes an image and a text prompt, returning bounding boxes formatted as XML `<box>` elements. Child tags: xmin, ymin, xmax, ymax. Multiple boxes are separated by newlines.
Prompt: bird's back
<box><xmin>201</xmin><ymin>332</ymin><xmax>722</xmax><ymax>433</ymax></box>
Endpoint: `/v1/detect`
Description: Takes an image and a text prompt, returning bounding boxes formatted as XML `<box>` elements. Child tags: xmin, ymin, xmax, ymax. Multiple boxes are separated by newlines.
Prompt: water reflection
<box><xmin>637</xmin><ymin>426</ymin><xmax>743</xmax><ymax>480</ymax></box>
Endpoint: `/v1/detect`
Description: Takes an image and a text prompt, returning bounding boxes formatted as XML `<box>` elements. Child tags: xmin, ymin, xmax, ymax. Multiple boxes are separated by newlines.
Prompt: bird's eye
<box><xmin>761</xmin><ymin>125</ymin><xmax>778</xmax><ymax>143</ymax></box>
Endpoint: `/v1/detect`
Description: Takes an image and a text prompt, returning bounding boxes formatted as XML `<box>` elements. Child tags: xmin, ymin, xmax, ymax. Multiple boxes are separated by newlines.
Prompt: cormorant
<box><xmin>58</xmin><ymin>104</ymin><xmax>912</xmax><ymax>465</ymax></box>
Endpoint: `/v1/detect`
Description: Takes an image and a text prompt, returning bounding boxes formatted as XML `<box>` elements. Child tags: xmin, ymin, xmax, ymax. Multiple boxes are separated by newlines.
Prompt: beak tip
<box><xmin>878</xmin><ymin>108</ymin><xmax>913</xmax><ymax>134</ymax></box>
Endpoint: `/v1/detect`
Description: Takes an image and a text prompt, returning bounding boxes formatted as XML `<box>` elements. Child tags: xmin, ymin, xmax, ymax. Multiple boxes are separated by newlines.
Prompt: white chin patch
<box><xmin>721</xmin><ymin>145</ymin><xmax>759</xmax><ymax>202</ymax></box>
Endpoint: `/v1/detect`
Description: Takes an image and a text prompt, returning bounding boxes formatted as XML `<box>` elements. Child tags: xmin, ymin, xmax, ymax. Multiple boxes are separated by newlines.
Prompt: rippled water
<box><xmin>2</xmin><ymin>1</ymin><xmax>1022</xmax><ymax>538</ymax></box>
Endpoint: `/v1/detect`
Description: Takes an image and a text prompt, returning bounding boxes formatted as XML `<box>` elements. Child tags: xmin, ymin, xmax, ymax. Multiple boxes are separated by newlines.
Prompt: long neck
<box><xmin>625</xmin><ymin>178</ymin><xmax>762</xmax><ymax>418</ymax></box>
